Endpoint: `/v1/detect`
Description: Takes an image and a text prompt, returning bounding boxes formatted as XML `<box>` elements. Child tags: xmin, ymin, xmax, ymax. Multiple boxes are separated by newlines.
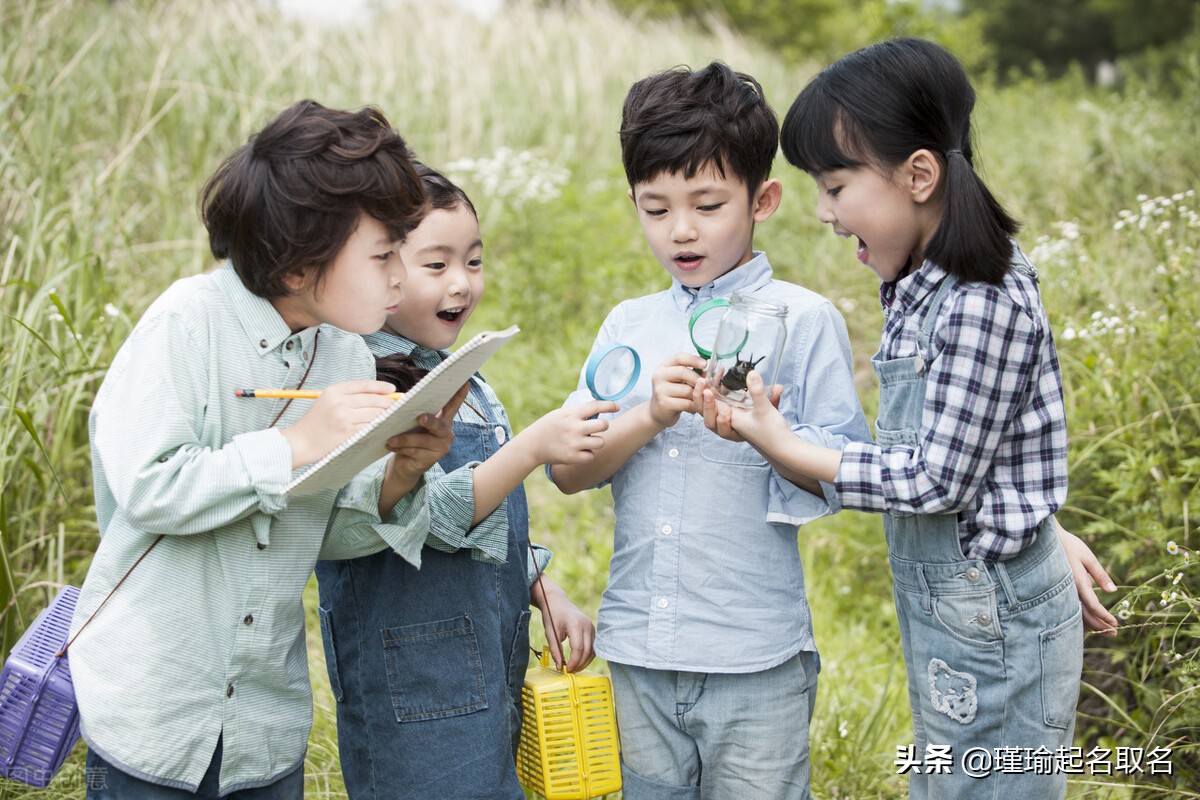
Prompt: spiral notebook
<box><xmin>284</xmin><ymin>326</ymin><xmax>519</xmax><ymax>496</ymax></box>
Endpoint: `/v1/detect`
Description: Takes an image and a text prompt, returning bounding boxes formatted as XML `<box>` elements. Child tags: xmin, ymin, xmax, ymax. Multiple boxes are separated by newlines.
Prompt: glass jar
<box><xmin>705</xmin><ymin>292</ymin><xmax>788</xmax><ymax>409</ymax></box>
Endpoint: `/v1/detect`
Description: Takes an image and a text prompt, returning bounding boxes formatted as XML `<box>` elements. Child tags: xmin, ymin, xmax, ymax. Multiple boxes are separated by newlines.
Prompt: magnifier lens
<box><xmin>592</xmin><ymin>349</ymin><xmax>637</xmax><ymax>398</ymax></box>
<box><xmin>585</xmin><ymin>342</ymin><xmax>641</xmax><ymax>403</ymax></box>
<box><xmin>688</xmin><ymin>298</ymin><xmax>730</xmax><ymax>359</ymax></box>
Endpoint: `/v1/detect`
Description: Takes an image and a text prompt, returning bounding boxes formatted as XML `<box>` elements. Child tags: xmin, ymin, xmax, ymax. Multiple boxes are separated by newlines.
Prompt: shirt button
<box><xmin>964</xmin><ymin>567</ymin><xmax>981</xmax><ymax>584</ymax></box>
<box><xmin>302</xmin><ymin>351</ymin><xmax>309</xmax><ymax>361</ymax></box>
<box><xmin>660</xmin><ymin>524</ymin><xmax>672</xmax><ymax>535</ymax></box>
<box><xmin>259</xmin><ymin>339</ymin><xmax>268</xmax><ymax>349</ymax></box>
<box><xmin>157</xmin><ymin>455</ymin><xmax>169</xmax><ymax>463</ymax></box>
<box><xmin>668</xmin><ymin>448</ymin><xmax>680</xmax><ymax>458</ymax></box>
<box><xmin>494</xmin><ymin>426</ymin><xmax>506</xmax><ymax>444</ymax></box>
<box><xmin>656</xmin><ymin>598</ymin><xmax>669</xmax><ymax>609</ymax></box>
<box><xmin>256</xmin><ymin>542</ymin><xmax>267</xmax><ymax>551</ymax></box>
<box><xmin>285</xmin><ymin>341</ymin><xmax>294</xmax><ymax>351</ymax></box>
<box><xmin>243</xmin><ymin>614</ymin><xmax>254</xmax><ymax>625</ymax></box>
<box><xmin>225</xmin><ymin>684</ymin><xmax>234</xmax><ymax>698</ymax></box>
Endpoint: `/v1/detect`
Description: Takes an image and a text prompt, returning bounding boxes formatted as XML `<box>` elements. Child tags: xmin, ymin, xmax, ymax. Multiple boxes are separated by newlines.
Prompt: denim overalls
<box><xmin>876</xmin><ymin>268</ymin><xmax>1083</xmax><ymax>799</ymax></box>
<box><xmin>316</xmin><ymin>376</ymin><xmax>531</xmax><ymax>800</ymax></box>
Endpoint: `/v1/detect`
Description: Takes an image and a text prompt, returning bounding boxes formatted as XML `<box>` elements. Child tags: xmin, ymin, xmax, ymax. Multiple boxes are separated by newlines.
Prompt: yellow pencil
<box><xmin>235</xmin><ymin>389</ymin><xmax>405</xmax><ymax>401</ymax></box>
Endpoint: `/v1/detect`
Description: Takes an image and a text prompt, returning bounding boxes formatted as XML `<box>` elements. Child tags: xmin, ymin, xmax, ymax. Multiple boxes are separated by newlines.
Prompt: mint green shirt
<box><xmin>70</xmin><ymin>265</ymin><xmax>434</xmax><ymax>793</ymax></box>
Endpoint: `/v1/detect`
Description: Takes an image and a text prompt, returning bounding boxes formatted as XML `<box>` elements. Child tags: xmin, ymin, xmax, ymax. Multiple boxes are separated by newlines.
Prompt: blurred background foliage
<box><xmin>1</xmin><ymin>0</ymin><xmax>1197</xmax><ymax>797</ymax></box>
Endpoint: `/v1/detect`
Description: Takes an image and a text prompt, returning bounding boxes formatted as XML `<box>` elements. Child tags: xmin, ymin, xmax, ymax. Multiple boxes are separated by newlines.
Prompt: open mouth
<box><xmin>437</xmin><ymin>307</ymin><xmax>466</xmax><ymax>322</ymax></box>
<box><xmin>674</xmin><ymin>253</ymin><xmax>703</xmax><ymax>270</ymax></box>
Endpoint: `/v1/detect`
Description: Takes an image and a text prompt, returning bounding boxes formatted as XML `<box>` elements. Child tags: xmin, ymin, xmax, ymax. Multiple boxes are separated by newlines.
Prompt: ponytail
<box><xmin>924</xmin><ymin>149</ymin><xmax>1020</xmax><ymax>284</ymax></box>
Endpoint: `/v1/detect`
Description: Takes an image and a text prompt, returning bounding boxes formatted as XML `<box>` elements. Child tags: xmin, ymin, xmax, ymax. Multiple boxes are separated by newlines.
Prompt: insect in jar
<box><xmin>720</xmin><ymin>354</ymin><xmax>765</xmax><ymax>392</ymax></box>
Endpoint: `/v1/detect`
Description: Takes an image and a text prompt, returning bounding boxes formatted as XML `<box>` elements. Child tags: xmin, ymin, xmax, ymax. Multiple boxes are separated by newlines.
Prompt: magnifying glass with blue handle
<box><xmin>585</xmin><ymin>342</ymin><xmax>641</xmax><ymax>413</ymax></box>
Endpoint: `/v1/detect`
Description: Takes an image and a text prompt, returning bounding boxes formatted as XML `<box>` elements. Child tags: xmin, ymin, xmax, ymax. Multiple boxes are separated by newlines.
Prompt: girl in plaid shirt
<box><xmin>698</xmin><ymin>38</ymin><xmax>1116</xmax><ymax>799</ymax></box>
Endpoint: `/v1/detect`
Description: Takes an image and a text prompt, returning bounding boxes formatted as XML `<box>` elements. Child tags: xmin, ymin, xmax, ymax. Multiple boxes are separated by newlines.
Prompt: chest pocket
<box><xmin>698</xmin><ymin>426</ymin><xmax>769</xmax><ymax>467</ymax></box>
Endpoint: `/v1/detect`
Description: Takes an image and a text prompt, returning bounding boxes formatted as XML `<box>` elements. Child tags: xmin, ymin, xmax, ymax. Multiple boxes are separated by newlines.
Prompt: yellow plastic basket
<box><xmin>516</xmin><ymin>648</ymin><xmax>622</xmax><ymax>800</ymax></box>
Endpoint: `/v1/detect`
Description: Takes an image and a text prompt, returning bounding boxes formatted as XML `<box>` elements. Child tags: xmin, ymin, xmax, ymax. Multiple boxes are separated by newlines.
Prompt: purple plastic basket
<box><xmin>0</xmin><ymin>585</ymin><xmax>82</xmax><ymax>788</ymax></box>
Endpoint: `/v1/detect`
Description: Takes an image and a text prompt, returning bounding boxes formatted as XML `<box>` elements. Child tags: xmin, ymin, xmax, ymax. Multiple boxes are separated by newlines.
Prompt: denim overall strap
<box><xmin>874</xmin><ymin>272</ymin><xmax>963</xmax><ymax>564</ymax></box>
<box><xmin>875</xmin><ymin>267</ymin><xmax>1081</xmax><ymax>800</ymax></box>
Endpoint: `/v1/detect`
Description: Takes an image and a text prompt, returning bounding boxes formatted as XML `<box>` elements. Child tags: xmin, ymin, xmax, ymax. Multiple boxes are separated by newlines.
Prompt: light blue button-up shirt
<box><xmin>72</xmin><ymin>265</ymin><xmax>433</xmax><ymax>793</ymax></box>
<box><xmin>559</xmin><ymin>253</ymin><xmax>871</xmax><ymax>672</ymax></box>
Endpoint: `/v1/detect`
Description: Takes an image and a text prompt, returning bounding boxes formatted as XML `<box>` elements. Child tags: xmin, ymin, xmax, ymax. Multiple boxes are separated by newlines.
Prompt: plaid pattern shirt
<box><xmin>836</xmin><ymin>253</ymin><xmax>1068</xmax><ymax>560</ymax></box>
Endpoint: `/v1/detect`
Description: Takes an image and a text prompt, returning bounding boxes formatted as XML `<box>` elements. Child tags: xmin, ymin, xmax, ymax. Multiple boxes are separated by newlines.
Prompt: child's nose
<box><xmin>815</xmin><ymin>196</ymin><xmax>836</xmax><ymax>225</ymax></box>
<box><xmin>671</xmin><ymin>213</ymin><xmax>697</xmax><ymax>243</ymax></box>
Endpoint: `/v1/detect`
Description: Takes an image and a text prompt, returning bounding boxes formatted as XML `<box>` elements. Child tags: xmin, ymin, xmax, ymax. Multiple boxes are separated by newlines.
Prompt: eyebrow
<box><xmin>636</xmin><ymin>186</ymin><xmax>728</xmax><ymax>203</ymax></box>
<box><xmin>411</xmin><ymin>240</ymin><xmax>483</xmax><ymax>256</ymax></box>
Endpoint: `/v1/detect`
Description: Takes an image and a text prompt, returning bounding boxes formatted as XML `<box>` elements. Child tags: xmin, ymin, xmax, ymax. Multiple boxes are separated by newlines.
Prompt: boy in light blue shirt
<box><xmin>550</xmin><ymin>63</ymin><xmax>872</xmax><ymax>799</ymax></box>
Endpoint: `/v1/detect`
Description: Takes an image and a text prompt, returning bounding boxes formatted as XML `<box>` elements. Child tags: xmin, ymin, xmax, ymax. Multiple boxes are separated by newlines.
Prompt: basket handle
<box><xmin>55</xmin><ymin>534</ymin><xmax>165</xmax><ymax>659</ymax></box>
<box><xmin>57</xmin><ymin>331</ymin><xmax>325</xmax><ymax>659</ymax></box>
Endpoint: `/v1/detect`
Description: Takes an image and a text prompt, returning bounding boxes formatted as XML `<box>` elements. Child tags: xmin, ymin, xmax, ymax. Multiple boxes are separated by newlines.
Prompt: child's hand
<box><xmin>531</xmin><ymin>576</ymin><xmax>596</xmax><ymax>672</ymax></box>
<box><xmin>649</xmin><ymin>353</ymin><xmax>708</xmax><ymax>428</ymax></box>
<box><xmin>383</xmin><ymin>382</ymin><xmax>469</xmax><ymax>488</ymax></box>
<box><xmin>697</xmin><ymin>369</ymin><xmax>786</xmax><ymax>445</ymax></box>
<box><xmin>1056</xmin><ymin>521</ymin><xmax>1119</xmax><ymax>636</ymax></box>
<box><xmin>523</xmin><ymin>402</ymin><xmax>619</xmax><ymax>465</ymax></box>
<box><xmin>282</xmin><ymin>380</ymin><xmax>404</xmax><ymax>469</ymax></box>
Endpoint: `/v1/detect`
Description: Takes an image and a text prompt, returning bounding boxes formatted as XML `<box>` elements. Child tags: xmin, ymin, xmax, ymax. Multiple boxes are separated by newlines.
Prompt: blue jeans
<box><xmin>609</xmin><ymin>651</ymin><xmax>817</xmax><ymax>800</ymax></box>
<box><xmin>84</xmin><ymin>738</ymin><xmax>303</xmax><ymax>799</ymax></box>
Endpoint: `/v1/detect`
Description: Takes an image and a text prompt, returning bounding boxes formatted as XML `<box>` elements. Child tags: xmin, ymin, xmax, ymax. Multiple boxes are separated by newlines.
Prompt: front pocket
<box><xmin>930</xmin><ymin>589</ymin><xmax>1003</xmax><ymax>647</ymax></box>
<box><xmin>382</xmin><ymin>614</ymin><xmax>488</xmax><ymax>722</ymax></box>
<box><xmin>1040</xmin><ymin>605</ymin><xmax>1084</xmax><ymax>729</ymax></box>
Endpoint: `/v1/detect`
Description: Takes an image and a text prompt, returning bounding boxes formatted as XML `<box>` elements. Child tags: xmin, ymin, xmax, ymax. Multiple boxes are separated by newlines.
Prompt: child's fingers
<box><xmin>578</xmin><ymin>400</ymin><xmax>620</xmax><ymax>419</ymax></box>
<box><xmin>660</xmin><ymin>352</ymin><xmax>707</xmax><ymax>372</ymax></box>
<box><xmin>436</xmin><ymin>383</ymin><xmax>470</xmax><ymax>420</ymax></box>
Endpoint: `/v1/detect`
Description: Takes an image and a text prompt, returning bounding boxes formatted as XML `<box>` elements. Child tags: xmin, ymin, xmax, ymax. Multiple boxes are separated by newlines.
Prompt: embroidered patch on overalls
<box><xmin>928</xmin><ymin>657</ymin><xmax>978</xmax><ymax>724</ymax></box>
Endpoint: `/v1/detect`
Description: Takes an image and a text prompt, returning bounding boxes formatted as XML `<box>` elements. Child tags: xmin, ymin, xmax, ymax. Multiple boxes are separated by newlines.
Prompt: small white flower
<box><xmin>1168</xmin><ymin>541</ymin><xmax>1180</xmax><ymax>555</ymax></box>
<box><xmin>104</xmin><ymin>303</ymin><xmax>120</xmax><ymax>318</ymax></box>
<box><xmin>1118</xmin><ymin>608</ymin><xmax>1132</xmax><ymax>620</ymax></box>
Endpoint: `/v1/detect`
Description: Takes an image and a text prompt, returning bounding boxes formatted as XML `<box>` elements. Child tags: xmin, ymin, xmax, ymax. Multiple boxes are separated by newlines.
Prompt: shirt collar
<box><xmin>361</xmin><ymin>330</ymin><xmax>446</xmax><ymax>370</ymax></box>
<box><xmin>883</xmin><ymin>259</ymin><xmax>950</xmax><ymax>314</ymax></box>
<box><xmin>214</xmin><ymin>262</ymin><xmax>320</xmax><ymax>355</ymax></box>
<box><xmin>669</xmin><ymin>251</ymin><xmax>773</xmax><ymax>312</ymax></box>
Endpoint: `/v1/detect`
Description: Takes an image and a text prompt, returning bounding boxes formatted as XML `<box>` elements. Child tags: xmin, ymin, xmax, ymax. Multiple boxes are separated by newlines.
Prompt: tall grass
<box><xmin>1</xmin><ymin>0</ymin><xmax>1197</xmax><ymax>797</ymax></box>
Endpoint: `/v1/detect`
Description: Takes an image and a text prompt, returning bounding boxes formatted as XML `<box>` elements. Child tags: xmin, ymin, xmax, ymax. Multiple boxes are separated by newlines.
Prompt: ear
<box><xmin>751</xmin><ymin>178</ymin><xmax>782</xmax><ymax>222</ymax></box>
<box><xmin>627</xmin><ymin>187</ymin><xmax>637</xmax><ymax>208</ymax></box>
<box><xmin>905</xmin><ymin>149</ymin><xmax>940</xmax><ymax>203</ymax></box>
<box><xmin>280</xmin><ymin>267</ymin><xmax>310</xmax><ymax>293</ymax></box>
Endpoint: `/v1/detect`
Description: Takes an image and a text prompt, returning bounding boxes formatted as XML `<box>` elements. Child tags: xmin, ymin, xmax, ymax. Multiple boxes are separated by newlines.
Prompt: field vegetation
<box><xmin>1</xmin><ymin>0</ymin><xmax>1197</xmax><ymax>796</ymax></box>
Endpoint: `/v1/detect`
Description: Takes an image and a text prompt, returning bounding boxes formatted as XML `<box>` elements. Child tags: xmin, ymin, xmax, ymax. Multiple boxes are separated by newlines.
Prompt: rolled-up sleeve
<box><xmin>321</xmin><ymin>457</ymin><xmax>432</xmax><ymax>565</ymax></box>
<box><xmin>769</xmin><ymin>302</ymin><xmax>873</xmax><ymax>525</ymax></box>
<box><xmin>424</xmin><ymin>463</ymin><xmax>509</xmax><ymax>563</ymax></box>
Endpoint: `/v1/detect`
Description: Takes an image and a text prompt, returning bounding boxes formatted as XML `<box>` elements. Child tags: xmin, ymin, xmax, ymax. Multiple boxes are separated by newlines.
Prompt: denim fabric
<box><xmin>314</xmin><ymin>378</ymin><xmax>531</xmax><ymax>800</ymax></box>
<box><xmin>876</xmin><ymin>271</ymin><xmax>1082</xmax><ymax>799</ymax></box>
<box><xmin>85</xmin><ymin>738</ymin><xmax>303</xmax><ymax>799</ymax></box>
<box><xmin>609</xmin><ymin>652</ymin><xmax>817</xmax><ymax>800</ymax></box>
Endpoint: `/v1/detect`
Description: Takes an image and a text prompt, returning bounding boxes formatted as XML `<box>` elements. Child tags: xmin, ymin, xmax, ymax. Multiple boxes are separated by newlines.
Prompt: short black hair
<box><xmin>413</xmin><ymin>161</ymin><xmax>477</xmax><ymax>218</ymax></box>
<box><xmin>200</xmin><ymin>100</ymin><xmax>426</xmax><ymax>298</ymax></box>
<box><xmin>781</xmin><ymin>39</ymin><xmax>1019</xmax><ymax>283</ymax></box>
<box><xmin>620</xmin><ymin>61</ymin><xmax>778</xmax><ymax>196</ymax></box>
<box><xmin>375</xmin><ymin>352</ymin><xmax>427</xmax><ymax>392</ymax></box>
